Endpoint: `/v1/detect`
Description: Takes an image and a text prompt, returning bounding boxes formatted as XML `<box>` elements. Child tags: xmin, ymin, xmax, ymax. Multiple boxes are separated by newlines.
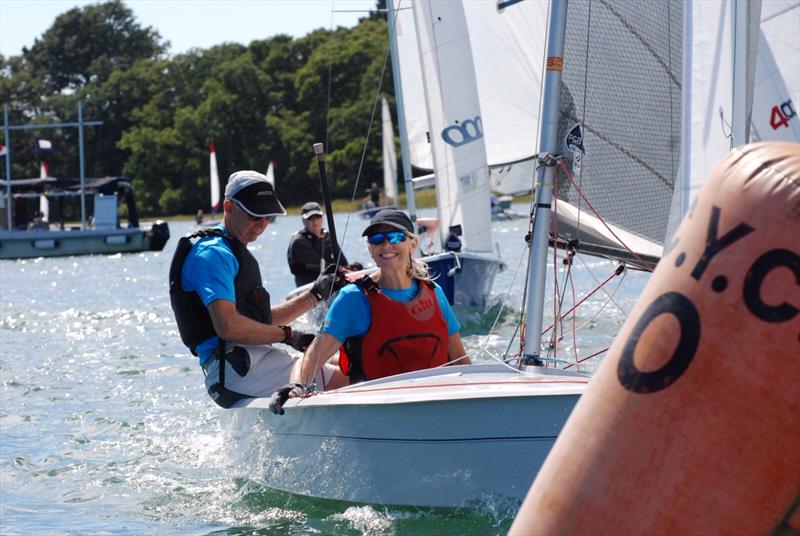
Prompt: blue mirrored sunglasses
<box><xmin>366</xmin><ymin>230</ymin><xmax>408</xmax><ymax>245</ymax></box>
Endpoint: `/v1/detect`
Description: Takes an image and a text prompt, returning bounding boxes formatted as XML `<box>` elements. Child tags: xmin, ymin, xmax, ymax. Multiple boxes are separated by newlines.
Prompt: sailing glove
<box><xmin>269</xmin><ymin>383</ymin><xmax>315</xmax><ymax>415</ymax></box>
<box><xmin>310</xmin><ymin>268</ymin><xmax>348</xmax><ymax>302</ymax></box>
<box><xmin>286</xmin><ymin>330</ymin><xmax>315</xmax><ymax>352</ymax></box>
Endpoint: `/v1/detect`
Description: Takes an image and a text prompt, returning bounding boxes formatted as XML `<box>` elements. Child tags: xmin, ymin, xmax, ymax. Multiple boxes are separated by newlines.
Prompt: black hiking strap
<box><xmin>217</xmin><ymin>338</ymin><xmax>226</xmax><ymax>389</ymax></box>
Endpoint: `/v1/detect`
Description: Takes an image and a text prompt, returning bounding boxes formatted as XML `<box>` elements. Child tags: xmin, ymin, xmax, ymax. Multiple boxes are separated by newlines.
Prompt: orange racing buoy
<box><xmin>511</xmin><ymin>142</ymin><xmax>800</xmax><ymax>535</ymax></box>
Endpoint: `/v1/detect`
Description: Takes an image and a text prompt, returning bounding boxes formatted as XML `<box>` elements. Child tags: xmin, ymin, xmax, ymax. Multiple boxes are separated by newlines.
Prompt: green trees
<box><xmin>1</xmin><ymin>0</ymin><xmax>393</xmax><ymax>215</ymax></box>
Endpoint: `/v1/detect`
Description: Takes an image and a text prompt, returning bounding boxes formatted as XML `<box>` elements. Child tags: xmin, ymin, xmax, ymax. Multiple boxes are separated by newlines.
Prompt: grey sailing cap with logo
<box><xmin>301</xmin><ymin>201</ymin><xmax>324</xmax><ymax>220</ymax></box>
<box><xmin>224</xmin><ymin>170</ymin><xmax>286</xmax><ymax>217</ymax></box>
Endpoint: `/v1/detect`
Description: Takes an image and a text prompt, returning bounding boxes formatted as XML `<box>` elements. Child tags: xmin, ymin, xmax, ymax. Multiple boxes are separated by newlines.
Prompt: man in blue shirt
<box><xmin>169</xmin><ymin>170</ymin><xmax>345</xmax><ymax>408</ymax></box>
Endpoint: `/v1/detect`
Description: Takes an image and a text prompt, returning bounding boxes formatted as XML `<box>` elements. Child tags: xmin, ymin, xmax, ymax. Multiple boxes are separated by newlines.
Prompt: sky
<box><xmin>0</xmin><ymin>0</ymin><xmax>378</xmax><ymax>58</ymax></box>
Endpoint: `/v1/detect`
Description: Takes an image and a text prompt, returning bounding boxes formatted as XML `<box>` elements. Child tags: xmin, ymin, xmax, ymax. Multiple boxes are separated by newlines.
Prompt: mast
<box><xmin>387</xmin><ymin>0</ymin><xmax>417</xmax><ymax>226</ymax></box>
<box><xmin>78</xmin><ymin>101</ymin><xmax>87</xmax><ymax>230</ymax></box>
<box><xmin>3</xmin><ymin>105</ymin><xmax>11</xmax><ymax>230</ymax></box>
<box><xmin>522</xmin><ymin>0</ymin><xmax>569</xmax><ymax>364</ymax></box>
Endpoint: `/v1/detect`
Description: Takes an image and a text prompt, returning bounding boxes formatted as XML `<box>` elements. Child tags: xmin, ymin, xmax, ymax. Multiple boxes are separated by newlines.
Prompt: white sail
<box><xmin>751</xmin><ymin>1</ymin><xmax>800</xmax><ymax>142</ymax></box>
<box><xmin>265</xmin><ymin>160</ymin><xmax>276</xmax><ymax>189</ymax></box>
<box><xmin>381</xmin><ymin>97</ymin><xmax>399</xmax><ymax>203</ymax></box>
<box><xmin>463</xmin><ymin>0</ymin><xmax>548</xmax><ymax>194</ymax></box>
<box><xmin>412</xmin><ymin>0</ymin><xmax>493</xmax><ymax>252</ymax></box>
<box><xmin>667</xmin><ymin>0</ymin><xmax>764</xmax><ymax>241</ymax></box>
<box><xmin>39</xmin><ymin>160</ymin><xmax>49</xmax><ymax>222</ymax></box>
<box><xmin>393</xmin><ymin>0</ymin><xmax>433</xmax><ymax>170</ymax></box>
<box><xmin>209</xmin><ymin>143</ymin><xmax>221</xmax><ymax>211</ymax></box>
<box><xmin>393</xmin><ymin>0</ymin><xmax>548</xmax><ymax>195</ymax></box>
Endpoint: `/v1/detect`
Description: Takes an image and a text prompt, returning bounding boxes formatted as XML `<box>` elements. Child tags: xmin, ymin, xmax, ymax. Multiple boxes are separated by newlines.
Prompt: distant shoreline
<box><xmin>166</xmin><ymin>189</ymin><xmax>531</xmax><ymax>222</ymax></box>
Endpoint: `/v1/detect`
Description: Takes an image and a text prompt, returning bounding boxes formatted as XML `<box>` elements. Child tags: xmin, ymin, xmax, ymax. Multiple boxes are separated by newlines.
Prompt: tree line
<box><xmin>0</xmin><ymin>0</ymin><xmax>393</xmax><ymax>216</ymax></box>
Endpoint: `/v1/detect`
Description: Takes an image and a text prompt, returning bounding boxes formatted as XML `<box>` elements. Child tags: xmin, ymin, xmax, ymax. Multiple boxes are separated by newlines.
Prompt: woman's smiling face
<box><xmin>367</xmin><ymin>225</ymin><xmax>416</xmax><ymax>274</ymax></box>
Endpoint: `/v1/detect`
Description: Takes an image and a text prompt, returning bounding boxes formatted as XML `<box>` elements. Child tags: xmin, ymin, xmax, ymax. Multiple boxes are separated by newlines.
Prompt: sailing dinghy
<box><xmin>244</xmin><ymin>0</ymin><xmax>593</xmax><ymax>509</ymax></box>
<box><xmin>244</xmin><ymin>0</ymin><xmax>798</xmax><ymax>511</ymax></box>
<box><xmin>201</xmin><ymin>142</ymin><xmax>222</xmax><ymax>227</ymax></box>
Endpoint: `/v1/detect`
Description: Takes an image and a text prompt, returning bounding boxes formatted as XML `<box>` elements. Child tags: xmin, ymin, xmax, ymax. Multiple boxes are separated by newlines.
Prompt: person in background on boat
<box><xmin>270</xmin><ymin>209</ymin><xmax>470</xmax><ymax>414</ymax></box>
<box><xmin>27</xmin><ymin>211</ymin><xmax>48</xmax><ymax>231</ymax></box>
<box><xmin>362</xmin><ymin>181</ymin><xmax>381</xmax><ymax>209</ymax></box>
<box><xmin>286</xmin><ymin>201</ymin><xmax>362</xmax><ymax>287</ymax></box>
<box><xmin>169</xmin><ymin>171</ymin><xmax>349</xmax><ymax>409</ymax></box>
<box><xmin>195</xmin><ymin>209</ymin><xmax>204</xmax><ymax>225</ymax></box>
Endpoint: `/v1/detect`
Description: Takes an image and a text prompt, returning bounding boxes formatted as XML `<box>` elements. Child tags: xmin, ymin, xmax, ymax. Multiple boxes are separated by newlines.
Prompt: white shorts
<box><xmin>203</xmin><ymin>343</ymin><xmax>335</xmax><ymax>399</ymax></box>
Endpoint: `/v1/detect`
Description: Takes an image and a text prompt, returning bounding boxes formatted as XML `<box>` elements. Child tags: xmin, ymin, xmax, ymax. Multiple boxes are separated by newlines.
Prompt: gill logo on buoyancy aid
<box><xmin>340</xmin><ymin>277</ymin><xmax>449</xmax><ymax>383</ymax></box>
<box><xmin>407</xmin><ymin>291</ymin><xmax>437</xmax><ymax>320</ymax></box>
<box><xmin>169</xmin><ymin>228</ymin><xmax>272</xmax><ymax>355</ymax></box>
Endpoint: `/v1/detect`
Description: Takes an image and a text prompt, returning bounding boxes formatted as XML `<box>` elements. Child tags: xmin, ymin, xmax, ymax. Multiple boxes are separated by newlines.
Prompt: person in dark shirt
<box><xmin>287</xmin><ymin>202</ymin><xmax>354</xmax><ymax>287</ymax></box>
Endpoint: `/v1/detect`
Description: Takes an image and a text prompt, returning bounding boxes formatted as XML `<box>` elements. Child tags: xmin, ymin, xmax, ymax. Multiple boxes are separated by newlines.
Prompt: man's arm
<box><xmin>207</xmin><ymin>299</ymin><xmax>286</xmax><ymax>344</ymax></box>
<box><xmin>208</xmin><ymin>290</ymin><xmax>319</xmax><ymax>344</ymax></box>
<box><xmin>271</xmin><ymin>290</ymin><xmax>318</xmax><ymax>326</ymax></box>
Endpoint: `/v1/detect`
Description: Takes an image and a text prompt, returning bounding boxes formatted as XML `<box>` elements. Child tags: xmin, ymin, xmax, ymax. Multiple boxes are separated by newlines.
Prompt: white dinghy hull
<box><xmin>238</xmin><ymin>364</ymin><xmax>586</xmax><ymax>508</ymax></box>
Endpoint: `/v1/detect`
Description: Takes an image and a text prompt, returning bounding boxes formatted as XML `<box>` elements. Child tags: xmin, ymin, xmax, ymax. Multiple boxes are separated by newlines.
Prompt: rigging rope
<box><xmin>557</xmin><ymin>159</ymin><xmax>657</xmax><ymax>271</ymax></box>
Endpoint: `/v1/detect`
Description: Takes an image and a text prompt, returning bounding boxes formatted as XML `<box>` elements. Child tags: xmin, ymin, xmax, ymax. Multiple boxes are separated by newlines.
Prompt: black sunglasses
<box><xmin>366</xmin><ymin>230</ymin><xmax>408</xmax><ymax>245</ymax></box>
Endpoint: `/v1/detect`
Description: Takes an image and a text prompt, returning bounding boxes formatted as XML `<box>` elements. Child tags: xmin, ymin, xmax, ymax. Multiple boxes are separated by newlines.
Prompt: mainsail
<box><xmin>667</xmin><ymin>0</ymin><xmax>761</xmax><ymax>239</ymax></box>
<box><xmin>751</xmin><ymin>1</ymin><xmax>799</xmax><ymax>142</ymax></box>
<box><xmin>209</xmin><ymin>143</ymin><xmax>221</xmax><ymax>212</ymax></box>
<box><xmin>381</xmin><ymin>97</ymin><xmax>399</xmax><ymax>203</ymax></box>
<box><xmin>39</xmin><ymin>160</ymin><xmax>50</xmax><ymax>222</ymax></box>
<box><xmin>462</xmin><ymin>0</ymin><xmax>548</xmax><ymax>195</ymax></box>
<box><xmin>265</xmin><ymin>160</ymin><xmax>276</xmax><ymax>189</ymax></box>
<box><xmin>393</xmin><ymin>0</ymin><xmax>548</xmax><ymax>195</ymax></box>
<box><xmin>555</xmin><ymin>0</ymin><xmax>683</xmax><ymax>252</ymax></box>
<box><xmin>412</xmin><ymin>0</ymin><xmax>493</xmax><ymax>252</ymax></box>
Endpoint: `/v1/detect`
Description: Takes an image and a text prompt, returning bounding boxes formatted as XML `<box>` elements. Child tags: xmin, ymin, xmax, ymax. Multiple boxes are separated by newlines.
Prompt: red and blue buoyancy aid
<box><xmin>339</xmin><ymin>276</ymin><xmax>449</xmax><ymax>383</ymax></box>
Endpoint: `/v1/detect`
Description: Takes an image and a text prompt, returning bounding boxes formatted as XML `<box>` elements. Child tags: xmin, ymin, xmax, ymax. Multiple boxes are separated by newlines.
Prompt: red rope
<box><xmin>557</xmin><ymin>159</ymin><xmax>657</xmax><ymax>271</ymax></box>
<box><xmin>563</xmin><ymin>347</ymin><xmax>609</xmax><ymax>370</ymax></box>
<box><xmin>541</xmin><ymin>265</ymin><xmax>623</xmax><ymax>335</ymax></box>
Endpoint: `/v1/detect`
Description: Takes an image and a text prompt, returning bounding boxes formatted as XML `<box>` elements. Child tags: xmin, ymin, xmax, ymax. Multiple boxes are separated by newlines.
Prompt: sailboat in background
<box><xmin>356</xmin><ymin>97</ymin><xmax>399</xmax><ymax>218</ymax></box>
<box><xmin>38</xmin><ymin>158</ymin><xmax>50</xmax><ymax>225</ymax></box>
<box><xmin>392</xmin><ymin>0</ymin><xmax>548</xmax><ymax>197</ymax></box>
<box><xmin>264</xmin><ymin>159</ymin><xmax>277</xmax><ymax>223</ymax></box>
<box><xmin>200</xmin><ymin>142</ymin><xmax>222</xmax><ymax>227</ymax></box>
<box><xmin>265</xmin><ymin>159</ymin><xmax>276</xmax><ymax>189</ymax></box>
<box><xmin>385</xmin><ymin>0</ymin><xmax>505</xmax><ymax>312</ymax></box>
<box><xmin>35</xmin><ymin>138</ymin><xmax>53</xmax><ymax>225</ymax></box>
<box><xmin>667</xmin><ymin>0</ymin><xmax>799</xmax><ymax>238</ymax></box>
<box><xmin>380</xmin><ymin>96</ymin><xmax>399</xmax><ymax>205</ymax></box>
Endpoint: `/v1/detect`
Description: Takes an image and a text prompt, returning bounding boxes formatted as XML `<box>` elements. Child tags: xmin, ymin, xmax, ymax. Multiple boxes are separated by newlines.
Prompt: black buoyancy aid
<box><xmin>339</xmin><ymin>275</ymin><xmax>449</xmax><ymax>383</ymax></box>
<box><xmin>169</xmin><ymin>228</ymin><xmax>272</xmax><ymax>355</ymax></box>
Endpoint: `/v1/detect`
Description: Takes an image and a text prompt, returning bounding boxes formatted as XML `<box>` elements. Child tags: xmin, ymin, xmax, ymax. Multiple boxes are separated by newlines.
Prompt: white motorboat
<box><xmin>0</xmin><ymin>175</ymin><xmax>169</xmax><ymax>259</ymax></box>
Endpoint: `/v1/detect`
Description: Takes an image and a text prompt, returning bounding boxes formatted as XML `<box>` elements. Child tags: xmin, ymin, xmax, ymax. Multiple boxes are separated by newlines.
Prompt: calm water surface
<box><xmin>0</xmin><ymin>208</ymin><xmax>649</xmax><ymax>535</ymax></box>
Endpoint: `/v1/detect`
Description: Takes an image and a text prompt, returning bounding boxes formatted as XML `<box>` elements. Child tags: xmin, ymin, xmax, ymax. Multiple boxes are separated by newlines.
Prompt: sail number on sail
<box><xmin>770</xmin><ymin>99</ymin><xmax>796</xmax><ymax>130</ymax></box>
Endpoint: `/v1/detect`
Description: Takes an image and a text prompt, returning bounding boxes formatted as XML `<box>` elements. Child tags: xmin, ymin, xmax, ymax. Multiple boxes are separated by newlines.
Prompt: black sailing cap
<box><xmin>362</xmin><ymin>209</ymin><xmax>414</xmax><ymax>236</ymax></box>
<box><xmin>224</xmin><ymin>170</ymin><xmax>286</xmax><ymax>217</ymax></box>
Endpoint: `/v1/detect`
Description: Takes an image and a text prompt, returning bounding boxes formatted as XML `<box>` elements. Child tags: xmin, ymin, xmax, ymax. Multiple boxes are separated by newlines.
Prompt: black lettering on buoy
<box><xmin>743</xmin><ymin>248</ymin><xmax>800</xmax><ymax>323</ymax></box>
<box><xmin>618</xmin><ymin>292</ymin><xmax>701</xmax><ymax>394</ymax></box>
<box><xmin>691</xmin><ymin>206</ymin><xmax>754</xmax><ymax>280</ymax></box>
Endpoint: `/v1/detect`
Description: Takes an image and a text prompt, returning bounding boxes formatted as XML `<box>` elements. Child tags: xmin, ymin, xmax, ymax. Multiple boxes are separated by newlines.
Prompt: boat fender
<box><xmin>510</xmin><ymin>141</ymin><xmax>800</xmax><ymax>535</ymax></box>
